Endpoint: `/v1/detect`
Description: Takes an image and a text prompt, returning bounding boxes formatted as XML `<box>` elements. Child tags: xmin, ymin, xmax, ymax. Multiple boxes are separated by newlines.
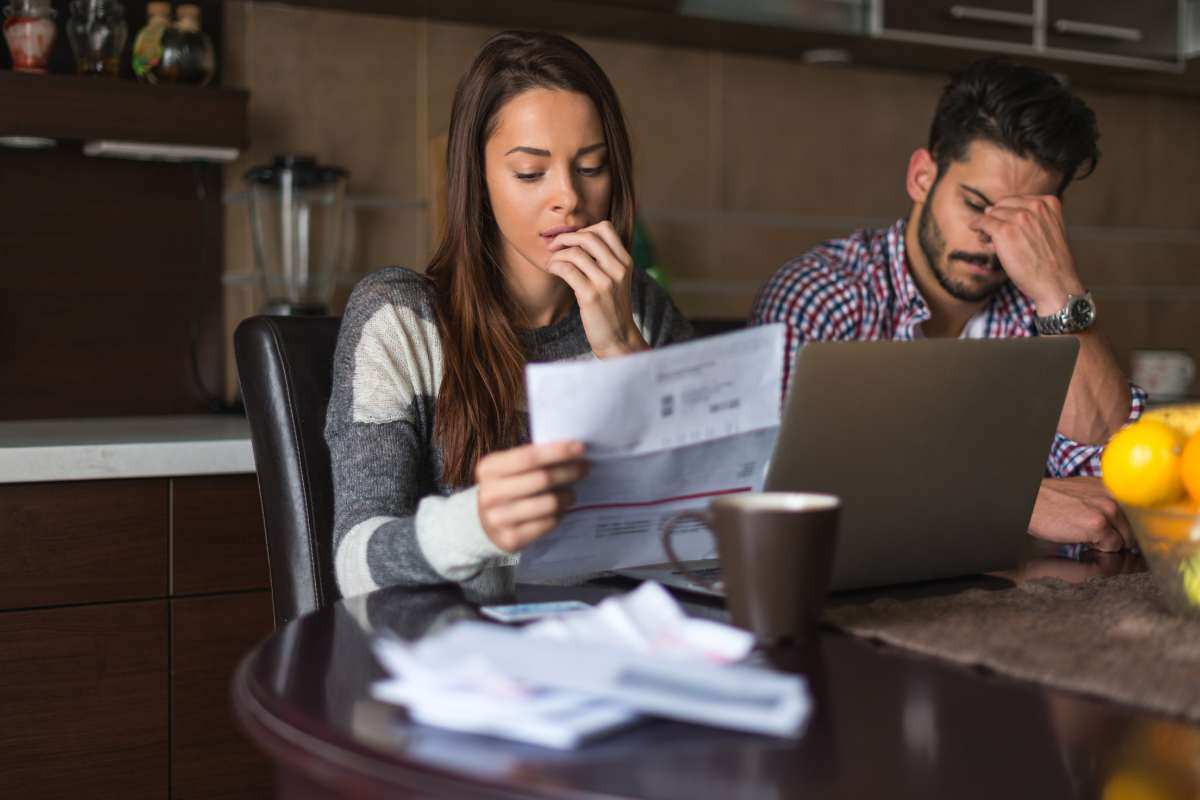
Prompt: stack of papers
<box><xmin>371</xmin><ymin>583</ymin><xmax>812</xmax><ymax>749</ymax></box>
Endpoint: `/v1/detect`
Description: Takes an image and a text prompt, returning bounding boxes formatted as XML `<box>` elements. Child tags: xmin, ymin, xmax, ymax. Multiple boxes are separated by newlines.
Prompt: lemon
<box><xmin>1142</xmin><ymin>404</ymin><xmax>1200</xmax><ymax>437</ymax></box>
<box><xmin>1181</xmin><ymin>553</ymin><xmax>1200</xmax><ymax>608</ymax></box>
<box><xmin>1101</xmin><ymin>420</ymin><xmax>1187</xmax><ymax>508</ymax></box>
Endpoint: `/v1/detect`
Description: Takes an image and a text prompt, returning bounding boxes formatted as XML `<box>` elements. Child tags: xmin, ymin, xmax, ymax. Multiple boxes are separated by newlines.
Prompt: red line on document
<box><xmin>567</xmin><ymin>486</ymin><xmax>754</xmax><ymax>514</ymax></box>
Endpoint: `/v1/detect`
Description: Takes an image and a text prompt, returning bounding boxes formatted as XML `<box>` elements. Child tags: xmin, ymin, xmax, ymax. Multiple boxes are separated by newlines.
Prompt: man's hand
<box><xmin>1028</xmin><ymin>476</ymin><xmax>1134</xmax><ymax>552</ymax></box>
<box><xmin>972</xmin><ymin>194</ymin><xmax>1085</xmax><ymax>316</ymax></box>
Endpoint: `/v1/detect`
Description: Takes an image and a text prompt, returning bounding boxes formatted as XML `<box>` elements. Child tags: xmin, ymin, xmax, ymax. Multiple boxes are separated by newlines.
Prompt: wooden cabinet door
<box><xmin>0</xmin><ymin>601</ymin><xmax>168</xmax><ymax>800</ymax></box>
<box><xmin>882</xmin><ymin>0</ymin><xmax>1036</xmax><ymax>45</ymax></box>
<box><xmin>171</xmin><ymin>474</ymin><xmax>270</xmax><ymax>596</ymax></box>
<box><xmin>171</xmin><ymin>591</ymin><xmax>275</xmax><ymax>800</ymax></box>
<box><xmin>0</xmin><ymin>479</ymin><xmax>168</xmax><ymax>609</ymax></box>
<box><xmin>1046</xmin><ymin>0</ymin><xmax>1178</xmax><ymax>63</ymax></box>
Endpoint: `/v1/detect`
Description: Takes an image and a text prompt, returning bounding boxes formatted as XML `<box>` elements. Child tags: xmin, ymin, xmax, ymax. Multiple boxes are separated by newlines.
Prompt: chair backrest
<box><xmin>235</xmin><ymin>315</ymin><xmax>343</xmax><ymax>628</ymax></box>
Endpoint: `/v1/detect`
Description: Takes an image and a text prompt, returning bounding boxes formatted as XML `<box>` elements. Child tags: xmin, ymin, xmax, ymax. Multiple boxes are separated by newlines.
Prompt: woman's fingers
<box><xmin>492</xmin><ymin>515</ymin><xmax>564</xmax><ymax>552</ymax></box>
<box><xmin>476</xmin><ymin>440</ymin><xmax>584</xmax><ymax>482</ymax></box>
<box><xmin>478</xmin><ymin>459</ymin><xmax>589</xmax><ymax>507</ymax></box>
<box><xmin>484</xmin><ymin>489</ymin><xmax>575</xmax><ymax>529</ymax></box>
<box><xmin>583</xmin><ymin>221</ymin><xmax>630</xmax><ymax>270</ymax></box>
<box><xmin>551</xmin><ymin>228</ymin><xmax>629</xmax><ymax>282</ymax></box>
<box><xmin>550</xmin><ymin>247</ymin><xmax>612</xmax><ymax>296</ymax></box>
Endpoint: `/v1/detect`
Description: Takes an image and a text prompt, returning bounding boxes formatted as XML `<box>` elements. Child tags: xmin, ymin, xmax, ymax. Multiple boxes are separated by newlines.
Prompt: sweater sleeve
<box><xmin>324</xmin><ymin>269</ymin><xmax>516</xmax><ymax>598</ymax></box>
<box><xmin>631</xmin><ymin>267</ymin><xmax>694</xmax><ymax>347</ymax></box>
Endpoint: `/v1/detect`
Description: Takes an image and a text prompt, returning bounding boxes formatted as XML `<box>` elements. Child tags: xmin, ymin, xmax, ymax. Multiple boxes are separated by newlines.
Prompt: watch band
<box><xmin>1035</xmin><ymin>291</ymin><xmax>1095</xmax><ymax>335</ymax></box>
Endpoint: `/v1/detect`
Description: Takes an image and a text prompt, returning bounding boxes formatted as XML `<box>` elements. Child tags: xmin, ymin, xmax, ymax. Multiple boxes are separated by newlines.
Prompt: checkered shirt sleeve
<box><xmin>1046</xmin><ymin>383</ymin><xmax>1148</xmax><ymax>478</ymax></box>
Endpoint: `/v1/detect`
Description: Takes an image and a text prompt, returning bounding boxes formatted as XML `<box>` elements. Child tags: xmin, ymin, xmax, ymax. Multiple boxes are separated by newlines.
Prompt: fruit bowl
<box><xmin>1122</xmin><ymin>504</ymin><xmax>1200</xmax><ymax>618</ymax></box>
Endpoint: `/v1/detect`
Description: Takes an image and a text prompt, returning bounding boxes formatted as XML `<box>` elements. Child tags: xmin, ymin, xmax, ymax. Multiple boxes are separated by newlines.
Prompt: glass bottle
<box><xmin>156</xmin><ymin>3</ymin><xmax>213</xmax><ymax>86</ymax></box>
<box><xmin>131</xmin><ymin>1</ymin><xmax>169</xmax><ymax>82</ymax></box>
<box><xmin>65</xmin><ymin>0</ymin><xmax>128</xmax><ymax>77</ymax></box>
<box><xmin>2</xmin><ymin>0</ymin><xmax>56</xmax><ymax>74</ymax></box>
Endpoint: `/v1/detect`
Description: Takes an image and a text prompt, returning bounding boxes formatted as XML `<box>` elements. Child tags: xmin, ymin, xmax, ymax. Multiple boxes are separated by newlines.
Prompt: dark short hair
<box><xmin>928</xmin><ymin>58</ymin><xmax>1099</xmax><ymax>194</ymax></box>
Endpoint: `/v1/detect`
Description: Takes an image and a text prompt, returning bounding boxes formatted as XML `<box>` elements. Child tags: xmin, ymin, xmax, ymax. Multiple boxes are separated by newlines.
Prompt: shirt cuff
<box><xmin>414</xmin><ymin>486</ymin><xmax>519</xmax><ymax>582</ymax></box>
<box><xmin>1046</xmin><ymin>381</ymin><xmax>1148</xmax><ymax>478</ymax></box>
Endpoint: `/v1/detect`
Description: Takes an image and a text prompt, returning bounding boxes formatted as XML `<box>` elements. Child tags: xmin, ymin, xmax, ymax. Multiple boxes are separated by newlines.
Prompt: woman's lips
<box><xmin>540</xmin><ymin>224</ymin><xmax>582</xmax><ymax>241</ymax></box>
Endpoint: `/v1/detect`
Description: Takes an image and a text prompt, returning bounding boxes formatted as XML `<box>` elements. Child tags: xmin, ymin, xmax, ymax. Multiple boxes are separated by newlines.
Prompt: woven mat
<box><xmin>824</xmin><ymin>572</ymin><xmax>1200</xmax><ymax>723</ymax></box>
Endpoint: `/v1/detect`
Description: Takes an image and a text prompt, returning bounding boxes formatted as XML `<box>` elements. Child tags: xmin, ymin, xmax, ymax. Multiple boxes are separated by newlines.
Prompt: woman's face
<box><xmin>484</xmin><ymin>88</ymin><xmax>612</xmax><ymax>277</ymax></box>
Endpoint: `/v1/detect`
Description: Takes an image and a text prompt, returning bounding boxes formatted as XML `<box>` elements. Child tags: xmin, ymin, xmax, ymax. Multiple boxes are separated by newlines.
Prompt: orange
<box><xmin>1101</xmin><ymin>420</ymin><xmax>1187</xmax><ymax>508</ymax></box>
<box><xmin>1181</xmin><ymin>432</ymin><xmax>1200</xmax><ymax>505</ymax></box>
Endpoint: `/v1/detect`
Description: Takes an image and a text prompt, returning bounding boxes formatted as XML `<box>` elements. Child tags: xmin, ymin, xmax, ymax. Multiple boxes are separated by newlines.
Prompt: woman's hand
<box><xmin>546</xmin><ymin>220</ymin><xmax>650</xmax><ymax>359</ymax></box>
<box><xmin>476</xmin><ymin>440</ymin><xmax>589</xmax><ymax>553</ymax></box>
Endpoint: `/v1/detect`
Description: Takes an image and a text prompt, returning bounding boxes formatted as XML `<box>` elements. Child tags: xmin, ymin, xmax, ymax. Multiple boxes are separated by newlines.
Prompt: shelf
<box><xmin>0</xmin><ymin>71</ymin><xmax>248</xmax><ymax>149</ymax></box>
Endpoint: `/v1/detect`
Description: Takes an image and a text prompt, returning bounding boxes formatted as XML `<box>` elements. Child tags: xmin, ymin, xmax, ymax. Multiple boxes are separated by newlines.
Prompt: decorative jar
<box><xmin>3</xmin><ymin>0</ymin><xmax>56</xmax><ymax>74</ymax></box>
<box><xmin>156</xmin><ymin>3</ymin><xmax>214</xmax><ymax>86</ymax></box>
<box><xmin>65</xmin><ymin>0</ymin><xmax>128</xmax><ymax>77</ymax></box>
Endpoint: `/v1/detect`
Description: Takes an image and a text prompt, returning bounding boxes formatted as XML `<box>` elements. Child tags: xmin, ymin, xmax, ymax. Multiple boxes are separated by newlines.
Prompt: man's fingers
<box><xmin>1111</xmin><ymin>505</ymin><xmax>1137</xmax><ymax>550</ymax></box>
<box><xmin>479</xmin><ymin>460</ymin><xmax>589</xmax><ymax>506</ymax></box>
<box><xmin>476</xmin><ymin>440</ymin><xmax>585</xmax><ymax>481</ymax></box>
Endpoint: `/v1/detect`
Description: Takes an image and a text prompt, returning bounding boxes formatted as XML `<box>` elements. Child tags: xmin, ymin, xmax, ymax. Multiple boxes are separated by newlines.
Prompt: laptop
<box><xmin>619</xmin><ymin>337</ymin><xmax>1079</xmax><ymax>595</ymax></box>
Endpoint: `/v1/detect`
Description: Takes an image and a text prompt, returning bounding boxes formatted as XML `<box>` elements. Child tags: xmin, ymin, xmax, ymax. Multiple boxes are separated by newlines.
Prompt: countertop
<box><xmin>0</xmin><ymin>415</ymin><xmax>255</xmax><ymax>484</ymax></box>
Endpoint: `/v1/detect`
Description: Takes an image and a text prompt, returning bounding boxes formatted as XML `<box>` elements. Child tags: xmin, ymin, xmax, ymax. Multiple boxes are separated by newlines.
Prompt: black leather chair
<box><xmin>235</xmin><ymin>315</ymin><xmax>343</xmax><ymax>628</ymax></box>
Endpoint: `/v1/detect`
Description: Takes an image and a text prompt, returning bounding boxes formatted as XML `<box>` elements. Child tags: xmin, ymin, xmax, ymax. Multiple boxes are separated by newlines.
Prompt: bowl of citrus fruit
<box><xmin>1101</xmin><ymin>404</ymin><xmax>1200</xmax><ymax>617</ymax></box>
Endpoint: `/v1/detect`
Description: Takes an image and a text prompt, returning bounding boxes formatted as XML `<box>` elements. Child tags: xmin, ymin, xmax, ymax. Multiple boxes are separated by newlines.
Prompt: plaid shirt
<box><xmin>750</xmin><ymin>218</ymin><xmax>1146</xmax><ymax>478</ymax></box>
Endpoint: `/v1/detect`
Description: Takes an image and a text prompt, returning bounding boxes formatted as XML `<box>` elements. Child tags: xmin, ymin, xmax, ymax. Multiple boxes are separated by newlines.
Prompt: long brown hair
<box><xmin>427</xmin><ymin>30</ymin><xmax>636</xmax><ymax>487</ymax></box>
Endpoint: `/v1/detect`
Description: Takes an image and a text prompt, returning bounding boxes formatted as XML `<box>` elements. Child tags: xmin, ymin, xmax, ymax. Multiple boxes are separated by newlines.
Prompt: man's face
<box><xmin>915</xmin><ymin>140</ymin><xmax>1061</xmax><ymax>303</ymax></box>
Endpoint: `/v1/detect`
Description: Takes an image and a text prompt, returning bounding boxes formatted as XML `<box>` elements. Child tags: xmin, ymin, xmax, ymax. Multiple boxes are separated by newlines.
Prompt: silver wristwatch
<box><xmin>1035</xmin><ymin>291</ymin><xmax>1096</xmax><ymax>335</ymax></box>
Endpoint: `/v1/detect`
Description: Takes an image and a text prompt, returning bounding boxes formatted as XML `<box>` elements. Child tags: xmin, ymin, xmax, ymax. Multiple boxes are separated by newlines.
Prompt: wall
<box><xmin>221</xmin><ymin>2</ymin><xmax>1200</xmax><ymax>396</ymax></box>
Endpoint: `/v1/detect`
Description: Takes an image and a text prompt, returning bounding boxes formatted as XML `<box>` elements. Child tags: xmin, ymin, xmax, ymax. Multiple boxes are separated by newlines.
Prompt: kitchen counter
<box><xmin>0</xmin><ymin>415</ymin><xmax>255</xmax><ymax>484</ymax></box>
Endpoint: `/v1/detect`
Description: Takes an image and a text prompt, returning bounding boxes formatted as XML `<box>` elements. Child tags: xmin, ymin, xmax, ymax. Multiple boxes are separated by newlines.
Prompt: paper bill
<box><xmin>519</xmin><ymin>324</ymin><xmax>785</xmax><ymax>580</ymax></box>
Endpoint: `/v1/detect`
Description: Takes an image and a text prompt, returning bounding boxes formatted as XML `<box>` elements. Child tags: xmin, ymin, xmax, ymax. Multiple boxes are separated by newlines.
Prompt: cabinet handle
<box><xmin>1051</xmin><ymin>18</ymin><xmax>1143</xmax><ymax>42</ymax></box>
<box><xmin>947</xmin><ymin>5</ymin><xmax>1036</xmax><ymax>28</ymax></box>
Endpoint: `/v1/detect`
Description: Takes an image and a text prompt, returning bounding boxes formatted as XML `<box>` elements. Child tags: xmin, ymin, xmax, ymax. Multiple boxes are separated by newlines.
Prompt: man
<box><xmin>751</xmin><ymin>58</ymin><xmax>1143</xmax><ymax>553</ymax></box>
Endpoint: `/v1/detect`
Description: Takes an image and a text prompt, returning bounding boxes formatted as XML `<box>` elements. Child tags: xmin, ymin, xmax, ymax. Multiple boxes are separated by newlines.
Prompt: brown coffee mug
<box><xmin>660</xmin><ymin>492</ymin><xmax>841</xmax><ymax>644</ymax></box>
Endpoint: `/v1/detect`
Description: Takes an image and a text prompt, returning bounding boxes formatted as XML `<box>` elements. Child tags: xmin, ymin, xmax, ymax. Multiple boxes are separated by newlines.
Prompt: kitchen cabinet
<box><xmin>1045</xmin><ymin>0</ymin><xmax>1179</xmax><ymax>64</ymax></box>
<box><xmin>0</xmin><ymin>468</ymin><xmax>273</xmax><ymax>798</ymax></box>
<box><xmin>881</xmin><ymin>0</ymin><xmax>1036</xmax><ymax>46</ymax></box>
<box><xmin>876</xmin><ymin>0</ymin><xmax>1184</xmax><ymax>69</ymax></box>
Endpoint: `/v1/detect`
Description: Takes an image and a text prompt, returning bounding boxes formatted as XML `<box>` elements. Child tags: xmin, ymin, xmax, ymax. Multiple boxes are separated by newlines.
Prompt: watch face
<box><xmin>1070</xmin><ymin>297</ymin><xmax>1095</xmax><ymax>327</ymax></box>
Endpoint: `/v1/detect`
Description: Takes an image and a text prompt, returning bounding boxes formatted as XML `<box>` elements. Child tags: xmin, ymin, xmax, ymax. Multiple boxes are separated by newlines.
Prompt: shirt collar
<box><xmin>887</xmin><ymin>216</ymin><xmax>1037</xmax><ymax>335</ymax></box>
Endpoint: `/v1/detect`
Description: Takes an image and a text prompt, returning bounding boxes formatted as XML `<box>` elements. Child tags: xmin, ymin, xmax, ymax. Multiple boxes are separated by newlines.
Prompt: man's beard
<box><xmin>916</xmin><ymin>190</ymin><xmax>1007</xmax><ymax>303</ymax></box>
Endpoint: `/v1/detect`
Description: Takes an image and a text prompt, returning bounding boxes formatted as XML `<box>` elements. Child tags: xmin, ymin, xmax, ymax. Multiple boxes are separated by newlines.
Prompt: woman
<box><xmin>326</xmin><ymin>30</ymin><xmax>692</xmax><ymax>599</ymax></box>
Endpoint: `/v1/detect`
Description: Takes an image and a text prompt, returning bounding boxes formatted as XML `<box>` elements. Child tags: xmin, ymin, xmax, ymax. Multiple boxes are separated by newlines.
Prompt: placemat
<box><xmin>825</xmin><ymin>572</ymin><xmax>1200</xmax><ymax>722</ymax></box>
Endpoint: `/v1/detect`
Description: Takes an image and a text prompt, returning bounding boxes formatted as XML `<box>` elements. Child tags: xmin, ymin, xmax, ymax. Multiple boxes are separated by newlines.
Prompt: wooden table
<box><xmin>232</xmin><ymin>546</ymin><xmax>1200</xmax><ymax>799</ymax></box>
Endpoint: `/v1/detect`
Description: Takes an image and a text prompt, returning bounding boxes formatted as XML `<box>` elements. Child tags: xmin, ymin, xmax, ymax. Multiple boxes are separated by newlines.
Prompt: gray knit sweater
<box><xmin>325</xmin><ymin>266</ymin><xmax>693</xmax><ymax>600</ymax></box>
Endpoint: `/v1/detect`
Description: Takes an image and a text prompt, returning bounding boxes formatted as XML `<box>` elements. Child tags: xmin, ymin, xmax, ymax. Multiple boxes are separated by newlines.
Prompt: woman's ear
<box><xmin>906</xmin><ymin>149</ymin><xmax>939</xmax><ymax>204</ymax></box>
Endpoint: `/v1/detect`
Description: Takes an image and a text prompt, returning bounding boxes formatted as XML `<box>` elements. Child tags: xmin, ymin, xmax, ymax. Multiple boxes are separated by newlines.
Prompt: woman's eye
<box><xmin>965</xmin><ymin>201</ymin><xmax>985</xmax><ymax>213</ymax></box>
<box><xmin>578</xmin><ymin>164</ymin><xmax>608</xmax><ymax>177</ymax></box>
<box><xmin>515</xmin><ymin>172</ymin><xmax>543</xmax><ymax>182</ymax></box>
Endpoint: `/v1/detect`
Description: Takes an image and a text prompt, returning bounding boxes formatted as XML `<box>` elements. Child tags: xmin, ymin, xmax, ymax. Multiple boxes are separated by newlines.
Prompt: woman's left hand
<box><xmin>546</xmin><ymin>220</ymin><xmax>650</xmax><ymax>359</ymax></box>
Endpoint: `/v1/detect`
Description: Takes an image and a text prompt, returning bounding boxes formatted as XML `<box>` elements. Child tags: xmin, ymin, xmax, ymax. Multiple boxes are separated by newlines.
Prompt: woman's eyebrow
<box><xmin>505</xmin><ymin>146</ymin><xmax>551</xmax><ymax>157</ymax></box>
<box><xmin>503</xmin><ymin>143</ymin><xmax>607</xmax><ymax>157</ymax></box>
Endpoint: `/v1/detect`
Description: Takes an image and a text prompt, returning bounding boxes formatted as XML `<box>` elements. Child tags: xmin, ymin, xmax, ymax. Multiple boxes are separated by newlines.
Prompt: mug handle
<box><xmin>660</xmin><ymin>510</ymin><xmax>721</xmax><ymax>590</ymax></box>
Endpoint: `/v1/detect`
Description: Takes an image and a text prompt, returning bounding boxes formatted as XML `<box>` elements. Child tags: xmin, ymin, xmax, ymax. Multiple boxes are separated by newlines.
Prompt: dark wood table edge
<box><xmin>232</xmin><ymin>639</ymin><xmax>621</xmax><ymax>800</ymax></box>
